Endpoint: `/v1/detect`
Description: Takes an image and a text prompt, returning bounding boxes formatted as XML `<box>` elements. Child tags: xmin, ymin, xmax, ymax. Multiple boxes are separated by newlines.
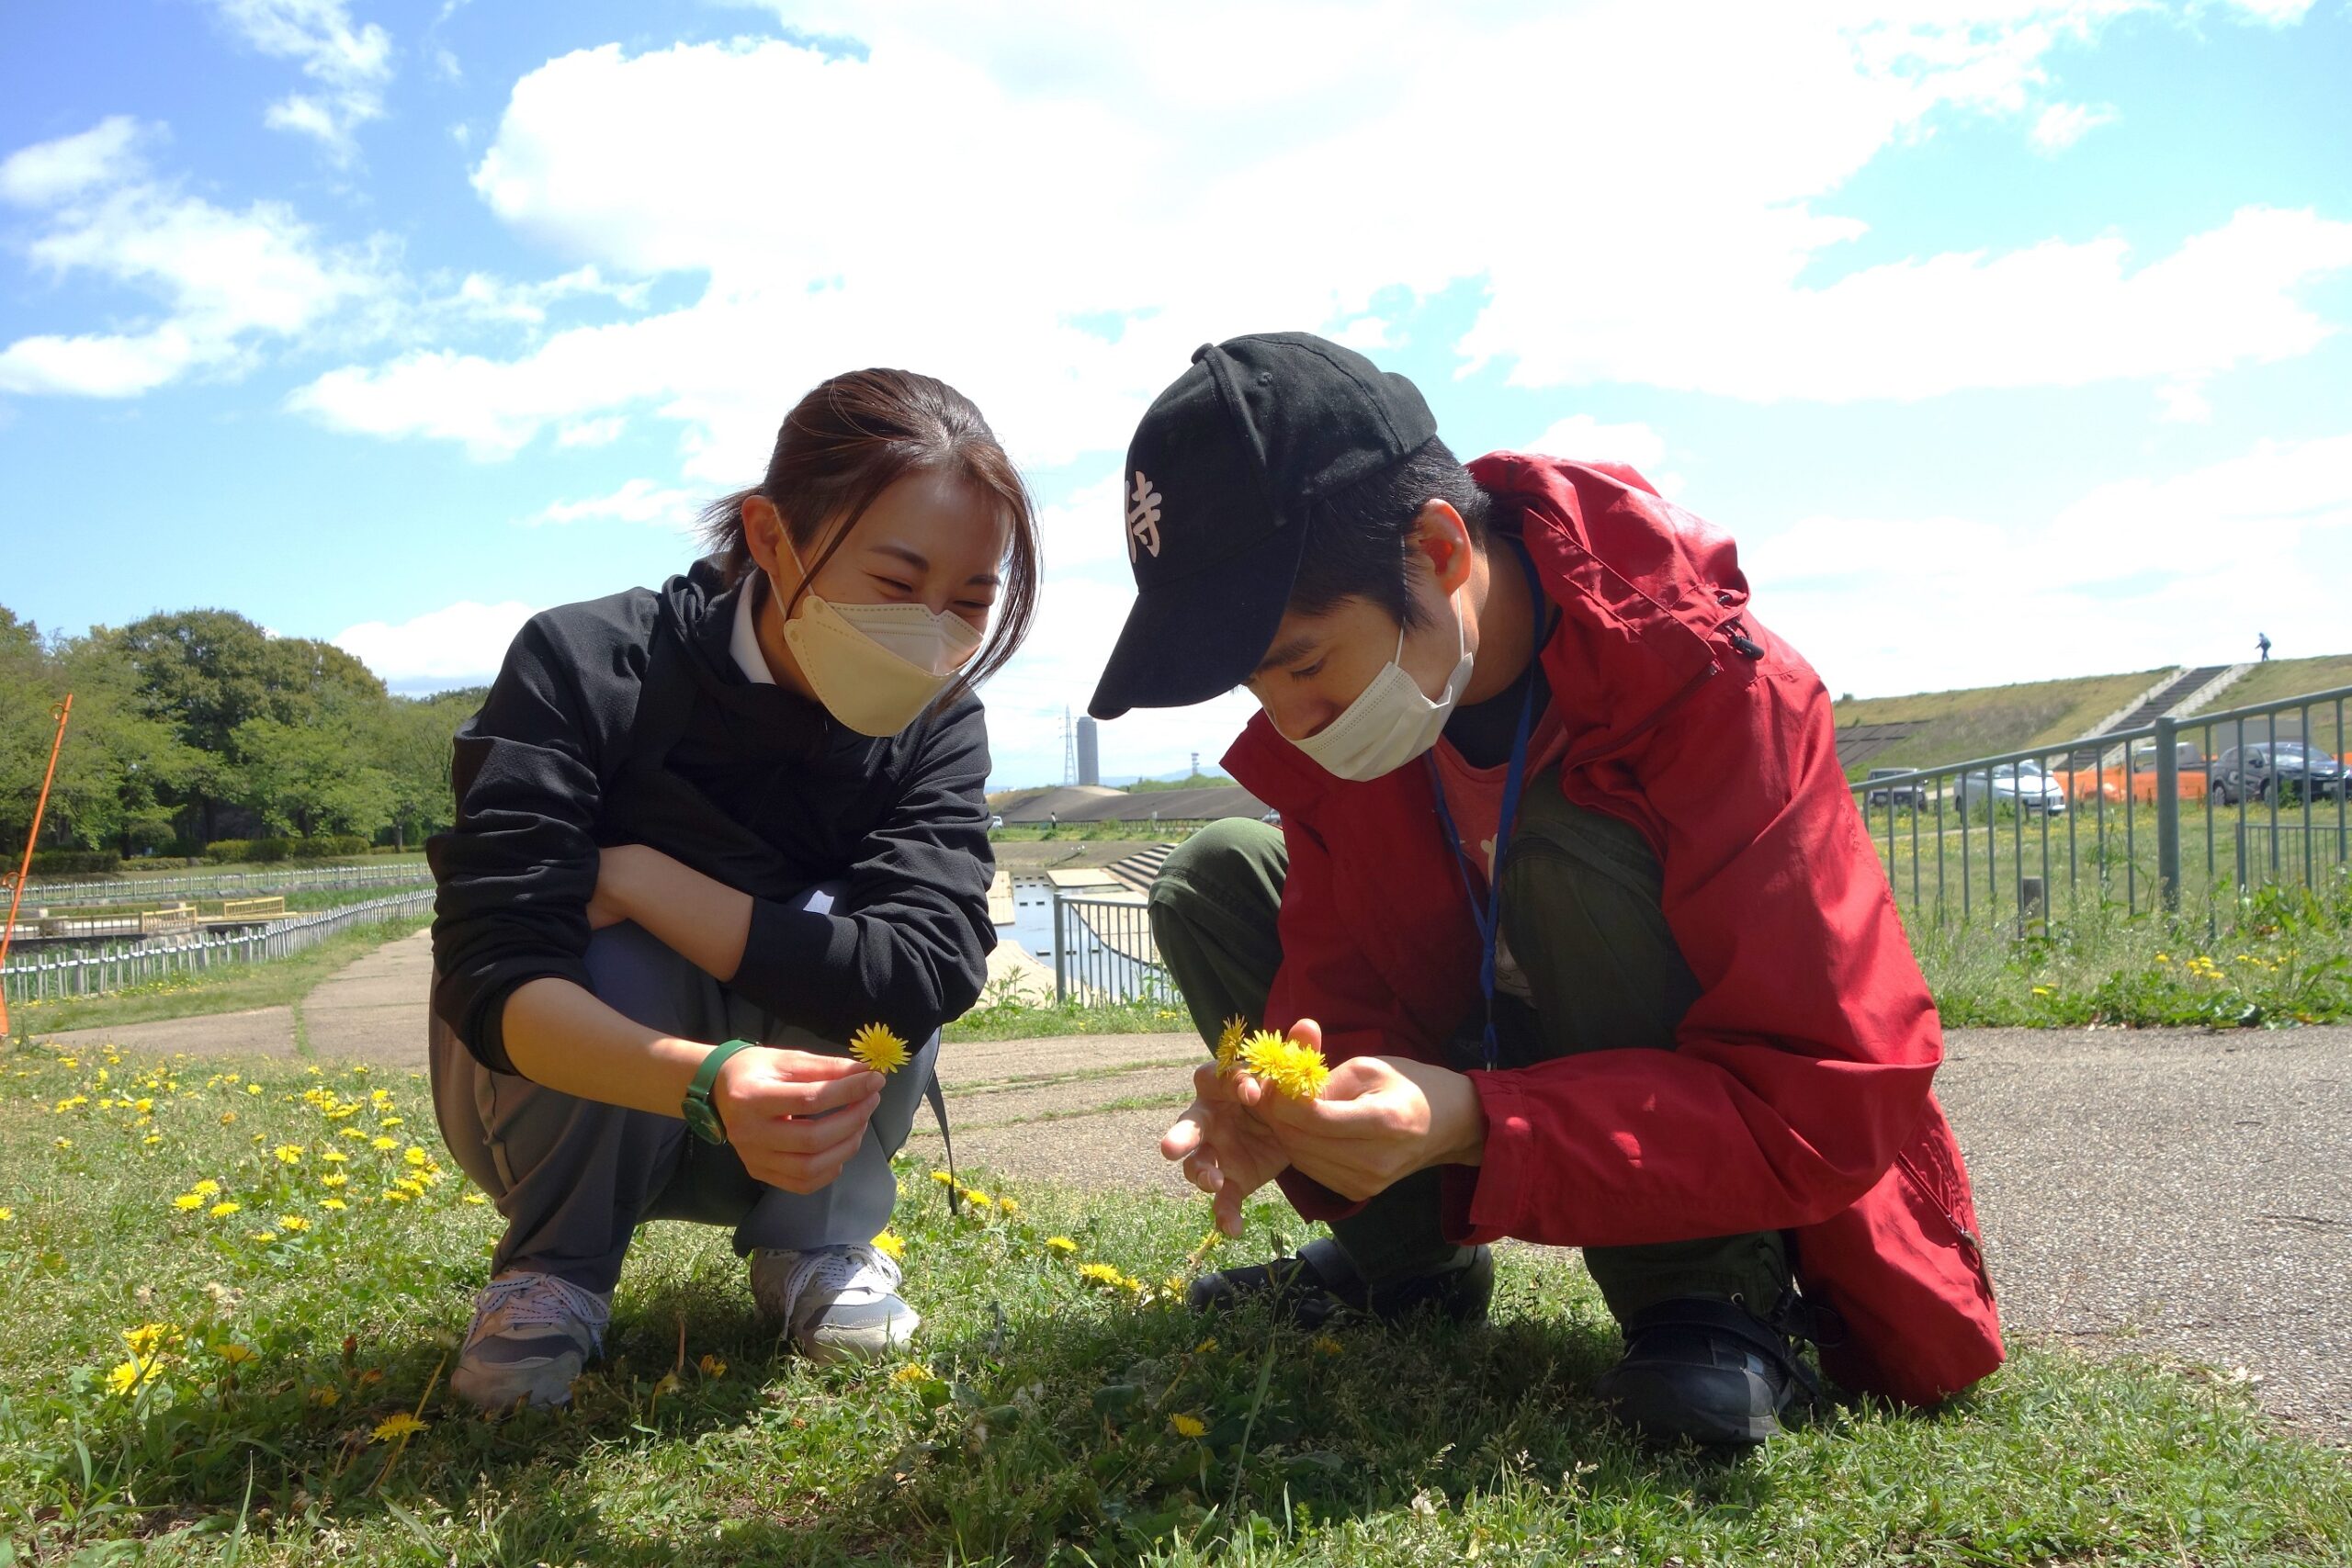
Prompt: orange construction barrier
<box><xmin>1</xmin><ymin>694</ymin><xmax>74</xmax><ymax>1036</ymax></box>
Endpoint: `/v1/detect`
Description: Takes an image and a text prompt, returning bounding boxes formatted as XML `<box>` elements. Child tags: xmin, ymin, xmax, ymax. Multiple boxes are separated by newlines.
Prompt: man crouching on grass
<box><xmin>1089</xmin><ymin>333</ymin><xmax>2003</xmax><ymax>1446</ymax></box>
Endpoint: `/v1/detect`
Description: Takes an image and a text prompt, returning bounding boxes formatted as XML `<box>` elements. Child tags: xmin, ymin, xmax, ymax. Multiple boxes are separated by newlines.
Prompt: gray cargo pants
<box><xmin>427</xmin><ymin>887</ymin><xmax>936</xmax><ymax>1294</ymax></box>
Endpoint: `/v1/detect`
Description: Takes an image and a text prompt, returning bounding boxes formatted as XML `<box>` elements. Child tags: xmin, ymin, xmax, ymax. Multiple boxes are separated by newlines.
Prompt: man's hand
<box><xmin>712</xmin><ymin>1047</ymin><xmax>885</xmax><ymax>1194</ymax></box>
<box><xmin>1161</xmin><ymin>1059</ymin><xmax>1293</xmax><ymax>1238</ymax></box>
<box><xmin>1241</xmin><ymin>1028</ymin><xmax>1488</xmax><ymax>1202</ymax></box>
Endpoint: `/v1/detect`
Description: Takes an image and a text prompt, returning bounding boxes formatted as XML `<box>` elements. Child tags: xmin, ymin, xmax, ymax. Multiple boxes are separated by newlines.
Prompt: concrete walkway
<box><xmin>36</xmin><ymin>932</ymin><xmax>2352</xmax><ymax>1440</ymax></box>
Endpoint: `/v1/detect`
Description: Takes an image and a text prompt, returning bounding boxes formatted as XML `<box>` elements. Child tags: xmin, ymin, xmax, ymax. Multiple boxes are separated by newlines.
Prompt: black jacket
<box><xmin>428</xmin><ymin>558</ymin><xmax>997</xmax><ymax>1076</ymax></box>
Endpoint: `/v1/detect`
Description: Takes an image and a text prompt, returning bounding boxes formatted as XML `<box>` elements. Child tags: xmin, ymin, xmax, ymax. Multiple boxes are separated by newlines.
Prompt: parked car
<box><xmin>988</xmin><ymin>813</ymin><xmax>1005</xmax><ymax>829</ymax></box>
<box><xmin>2211</xmin><ymin>742</ymin><xmax>2346</xmax><ymax>805</ymax></box>
<box><xmin>1861</xmin><ymin>767</ymin><xmax>1928</xmax><ymax>810</ymax></box>
<box><xmin>1951</xmin><ymin>760</ymin><xmax>2068</xmax><ymax>815</ymax></box>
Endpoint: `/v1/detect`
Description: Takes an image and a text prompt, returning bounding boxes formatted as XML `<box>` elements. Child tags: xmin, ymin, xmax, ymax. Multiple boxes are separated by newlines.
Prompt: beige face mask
<box><xmin>775</xmin><ymin>543</ymin><xmax>986</xmax><ymax>736</ymax></box>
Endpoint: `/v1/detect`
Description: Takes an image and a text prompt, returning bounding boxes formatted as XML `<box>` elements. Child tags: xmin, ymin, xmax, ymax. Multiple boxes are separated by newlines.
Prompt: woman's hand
<box><xmin>711</xmin><ymin>1046</ymin><xmax>886</xmax><ymax>1194</ymax></box>
<box><xmin>1161</xmin><ymin>1060</ymin><xmax>1293</xmax><ymax>1237</ymax></box>
<box><xmin>1238</xmin><ymin>1022</ymin><xmax>1487</xmax><ymax>1203</ymax></box>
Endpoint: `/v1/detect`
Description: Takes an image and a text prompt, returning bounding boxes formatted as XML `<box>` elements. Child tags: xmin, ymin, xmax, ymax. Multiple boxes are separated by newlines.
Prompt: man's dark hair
<box><xmin>1288</xmin><ymin>438</ymin><xmax>1494</xmax><ymax>629</ymax></box>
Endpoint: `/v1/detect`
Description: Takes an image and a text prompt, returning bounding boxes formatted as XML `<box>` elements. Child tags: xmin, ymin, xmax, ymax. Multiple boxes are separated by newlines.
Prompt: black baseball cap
<box><xmin>1086</xmin><ymin>332</ymin><xmax>1439</xmax><ymax>720</ymax></box>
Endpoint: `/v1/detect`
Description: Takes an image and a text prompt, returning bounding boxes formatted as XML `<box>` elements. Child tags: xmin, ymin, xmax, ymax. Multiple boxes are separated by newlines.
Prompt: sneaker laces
<box><xmin>764</xmin><ymin>1243</ymin><xmax>903</xmax><ymax>1327</ymax></box>
<box><xmin>471</xmin><ymin>1273</ymin><xmax>611</xmax><ymax>1355</ymax></box>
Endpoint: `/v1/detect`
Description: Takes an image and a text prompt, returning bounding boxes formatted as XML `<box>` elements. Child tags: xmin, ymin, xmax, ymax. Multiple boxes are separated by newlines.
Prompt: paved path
<box><xmin>37</xmin><ymin>934</ymin><xmax>2352</xmax><ymax>1439</ymax></box>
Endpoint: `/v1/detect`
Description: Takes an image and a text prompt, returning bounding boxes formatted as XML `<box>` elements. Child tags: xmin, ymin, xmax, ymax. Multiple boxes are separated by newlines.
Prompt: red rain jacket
<box><xmin>1222</xmin><ymin>453</ymin><xmax>2003</xmax><ymax>1407</ymax></box>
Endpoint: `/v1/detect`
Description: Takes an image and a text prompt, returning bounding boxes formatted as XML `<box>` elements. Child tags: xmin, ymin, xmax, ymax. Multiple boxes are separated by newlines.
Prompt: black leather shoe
<box><xmin>1187</xmin><ymin>1237</ymin><xmax>1494</xmax><ymax>1328</ymax></box>
<box><xmin>1594</xmin><ymin>1296</ymin><xmax>1815</xmax><ymax>1446</ymax></box>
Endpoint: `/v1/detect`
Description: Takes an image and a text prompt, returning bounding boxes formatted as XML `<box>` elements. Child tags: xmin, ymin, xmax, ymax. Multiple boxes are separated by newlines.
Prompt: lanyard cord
<box><xmin>1422</xmin><ymin>535</ymin><xmax>1543</xmax><ymax>1072</ymax></box>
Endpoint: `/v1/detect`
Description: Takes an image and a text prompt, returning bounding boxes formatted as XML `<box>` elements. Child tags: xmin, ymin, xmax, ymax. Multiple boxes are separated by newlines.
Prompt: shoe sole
<box><xmin>1595</xmin><ymin>1366</ymin><xmax>1785</xmax><ymax>1445</ymax></box>
<box><xmin>797</xmin><ymin>1308</ymin><xmax>922</xmax><ymax>1366</ymax></box>
<box><xmin>450</xmin><ymin>1353</ymin><xmax>583</xmax><ymax>1411</ymax></box>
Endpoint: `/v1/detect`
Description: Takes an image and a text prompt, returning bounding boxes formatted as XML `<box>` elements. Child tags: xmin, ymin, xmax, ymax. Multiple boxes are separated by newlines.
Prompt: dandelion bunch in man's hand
<box><xmin>1232</xmin><ymin>1029</ymin><xmax>1329</xmax><ymax>1101</ymax></box>
<box><xmin>849</xmin><ymin>1022</ymin><xmax>910</xmax><ymax>1076</ymax></box>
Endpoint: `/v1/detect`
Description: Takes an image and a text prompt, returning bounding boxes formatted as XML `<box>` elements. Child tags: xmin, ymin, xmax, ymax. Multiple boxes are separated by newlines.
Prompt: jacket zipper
<box><xmin>1896</xmin><ymin>1149</ymin><xmax>1985</xmax><ymax>1264</ymax></box>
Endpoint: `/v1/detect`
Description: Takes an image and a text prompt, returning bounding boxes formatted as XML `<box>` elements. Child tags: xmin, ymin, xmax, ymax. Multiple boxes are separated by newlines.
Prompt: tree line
<box><xmin>1</xmin><ymin>604</ymin><xmax>479</xmax><ymax>864</ymax></box>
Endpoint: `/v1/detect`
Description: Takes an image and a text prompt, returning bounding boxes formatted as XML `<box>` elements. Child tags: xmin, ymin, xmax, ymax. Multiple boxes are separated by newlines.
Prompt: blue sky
<box><xmin>4</xmin><ymin>0</ymin><xmax>2349</xmax><ymax>790</ymax></box>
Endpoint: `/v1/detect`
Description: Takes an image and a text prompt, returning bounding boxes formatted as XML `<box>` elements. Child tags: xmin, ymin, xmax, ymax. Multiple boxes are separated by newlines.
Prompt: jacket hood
<box><xmin>1227</xmin><ymin>453</ymin><xmax>1751</xmax><ymax>812</ymax></box>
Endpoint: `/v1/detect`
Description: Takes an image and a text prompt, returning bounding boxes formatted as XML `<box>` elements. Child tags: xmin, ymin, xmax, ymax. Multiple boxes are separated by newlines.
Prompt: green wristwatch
<box><xmin>684</xmin><ymin>1039</ymin><xmax>759</xmax><ymax>1145</ymax></box>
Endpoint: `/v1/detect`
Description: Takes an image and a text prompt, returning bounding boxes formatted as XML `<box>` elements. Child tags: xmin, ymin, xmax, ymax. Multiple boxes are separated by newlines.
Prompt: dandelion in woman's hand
<box><xmin>850</xmin><ymin>1022</ymin><xmax>910</xmax><ymax>1075</ymax></box>
<box><xmin>1237</xmin><ymin>1030</ymin><xmax>1329</xmax><ymax>1101</ymax></box>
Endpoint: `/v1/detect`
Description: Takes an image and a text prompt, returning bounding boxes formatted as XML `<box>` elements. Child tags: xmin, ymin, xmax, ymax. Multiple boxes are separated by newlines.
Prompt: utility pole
<box><xmin>1062</xmin><ymin>706</ymin><xmax>1078</xmax><ymax>786</ymax></box>
<box><xmin>1</xmin><ymin>694</ymin><xmax>74</xmax><ymax>1037</ymax></box>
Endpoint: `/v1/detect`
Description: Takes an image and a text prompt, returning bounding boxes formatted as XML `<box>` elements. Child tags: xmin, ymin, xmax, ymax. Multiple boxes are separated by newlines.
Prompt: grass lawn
<box><xmin>4</xmin><ymin>916</ymin><xmax>431</xmax><ymax>1037</ymax></box>
<box><xmin>4</xmin><ymin>1044</ymin><xmax>2348</xmax><ymax>1565</ymax></box>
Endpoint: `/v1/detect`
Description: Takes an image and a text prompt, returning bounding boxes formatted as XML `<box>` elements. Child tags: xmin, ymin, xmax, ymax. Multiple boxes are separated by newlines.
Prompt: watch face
<box><xmin>684</xmin><ymin>1096</ymin><xmax>727</xmax><ymax>1145</ymax></box>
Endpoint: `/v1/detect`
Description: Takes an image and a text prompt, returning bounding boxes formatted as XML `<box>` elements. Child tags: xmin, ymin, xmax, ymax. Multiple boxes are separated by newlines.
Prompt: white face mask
<box><xmin>775</xmin><ymin>544</ymin><xmax>986</xmax><ymax>737</ymax></box>
<box><xmin>1288</xmin><ymin>600</ymin><xmax>1475</xmax><ymax>782</ymax></box>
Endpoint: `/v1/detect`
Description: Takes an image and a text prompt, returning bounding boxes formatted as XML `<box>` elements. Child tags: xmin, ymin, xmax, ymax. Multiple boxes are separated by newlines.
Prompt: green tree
<box><xmin>230</xmin><ymin>716</ymin><xmax>397</xmax><ymax>840</ymax></box>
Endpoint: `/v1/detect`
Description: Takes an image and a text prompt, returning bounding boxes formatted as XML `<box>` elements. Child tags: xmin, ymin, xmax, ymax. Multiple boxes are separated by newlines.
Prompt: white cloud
<box><xmin>556</xmin><ymin>415</ymin><xmax>626</xmax><ymax>447</ymax></box>
<box><xmin>204</xmin><ymin>0</ymin><xmax>394</xmax><ymax>164</ymax></box>
<box><xmin>0</xmin><ymin>116</ymin><xmax>145</xmax><ymax>206</ymax></box>
<box><xmin>524</xmin><ymin>476</ymin><xmax>700</xmax><ymax>530</ymax></box>
<box><xmin>1743</xmin><ymin>431</ymin><xmax>2352</xmax><ymax>698</ymax></box>
<box><xmin>0</xmin><ymin>119</ymin><xmax>384</xmax><ymax>398</ymax></box>
<box><xmin>288</xmin><ymin>4</ymin><xmax>2352</xmax><ymax>477</ymax></box>
<box><xmin>2155</xmin><ymin>374</ymin><xmax>2212</xmax><ymax>423</ymax></box>
<box><xmin>335</xmin><ymin>598</ymin><xmax>537</xmax><ymax>686</ymax></box>
<box><xmin>2030</xmin><ymin>100</ymin><xmax>2119</xmax><ymax>153</ymax></box>
<box><xmin>449</xmin><ymin>265</ymin><xmax>650</xmax><ymax>327</ymax></box>
<box><xmin>1525</xmin><ymin>414</ymin><xmax>1668</xmax><ymax>471</ymax></box>
<box><xmin>2215</xmin><ymin>0</ymin><xmax>2312</xmax><ymax>22</ymax></box>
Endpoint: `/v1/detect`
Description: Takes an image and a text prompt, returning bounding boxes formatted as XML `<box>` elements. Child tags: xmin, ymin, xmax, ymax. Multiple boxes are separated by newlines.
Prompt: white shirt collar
<box><xmin>729</xmin><ymin>573</ymin><xmax>775</xmax><ymax>685</ymax></box>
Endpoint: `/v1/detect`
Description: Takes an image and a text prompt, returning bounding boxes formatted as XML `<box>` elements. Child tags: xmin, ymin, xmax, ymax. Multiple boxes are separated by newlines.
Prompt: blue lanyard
<box><xmin>1421</xmin><ymin>537</ymin><xmax>1541</xmax><ymax>1072</ymax></box>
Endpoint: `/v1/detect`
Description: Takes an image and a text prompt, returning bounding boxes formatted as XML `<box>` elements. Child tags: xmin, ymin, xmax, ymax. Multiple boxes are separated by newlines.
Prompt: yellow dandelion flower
<box><xmin>216</xmin><ymin>1343</ymin><xmax>257</xmax><ymax>1365</ymax></box>
<box><xmin>322</xmin><ymin>1149</ymin><xmax>349</xmax><ymax>1163</ymax></box>
<box><xmin>371</xmin><ymin>1413</ymin><xmax>427</xmax><ymax>1442</ymax></box>
<box><xmin>107</xmin><ymin>1358</ymin><xmax>164</xmax><ymax>1395</ymax></box>
<box><xmin>1077</xmin><ymin>1261</ymin><xmax>1131</xmax><ymax>1290</ymax></box>
<box><xmin>219</xmin><ymin>1111</ymin><xmax>237</xmax><ymax>1126</ymax></box>
<box><xmin>192</xmin><ymin>1179</ymin><xmax>220</xmax><ymax>1197</ymax></box>
<box><xmin>892</xmin><ymin>1362</ymin><xmax>932</xmax><ymax>1384</ymax></box>
<box><xmin>142</xmin><ymin>1134</ymin><xmax>162</xmax><ymax>1146</ymax></box>
<box><xmin>134</xmin><ymin>1099</ymin><xmax>153</xmax><ymax>1113</ymax></box>
<box><xmin>338</xmin><ymin>1127</ymin><xmax>366</xmax><ymax>1140</ymax></box>
<box><xmin>1194</xmin><ymin>1337</ymin><xmax>1218</xmax><ymax>1354</ymax></box>
<box><xmin>249</xmin><ymin>1231</ymin><xmax>279</xmax><ymax>1244</ymax></box>
<box><xmin>403</xmin><ymin>1145</ymin><xmax>429</xmax><ymax>1167</ymax></box>
<box><xmin>173</xmin><ymin>1192</ymin><xmax>205</xmax><ymax>1212</ymax></box>
<box><xmin>273</xmin><ymin>1144</ymin><xmax>303</xmax><ymax>1164</ymax></box>
<box><xmin>382</xmin><ymin>1188</ymin><xmax>413</xmax><ymax>1202</ymax></box>
<box><xmin>245</xmin><ymin>1084</ymin><xmax>262</xmax><ymax>1096</ymax></box>
<box><xmin>1214</xmin><ymin>1016</ymin><xmax>1250</xmax><ymax>1076</ymax></box>
<box><xmin>962</xmin><ymin>1190</ymin><xmax>996</xmax><ymax>1211</ymax></box>
<box><xmin>1311</xmin><ymin>1334</ymin><xmax>1344</xmax><ymax>1357</ymax></box>
<box><xmin>872</xmin><ymin>1230</ymin><xmax>906</xmax><ymax>1260</ymax></box>
<box><xmin>1170</xmin><ymin>1412</ymin><xmax>1207</xmax><ymax>1439</ymax></box>
<box><xmin>0</xmin><ymin>1207</ymin><xmax>11</xmax><ymax>1222</ymax></box>
<box><xmin>997</xmin><ymin>1198</ymin><xmax>1020</xmax><ymax>1219</ymax></box>
<box><xmin>370</xmin><ymin>1135</ymin><xmax>397</xmax><ymax>1151</ymax></box>
<box><xmin>1237</xmin><ymin>1031</ymin><xmax>1329</xmax><ymax>1101</ymax></box>
<box><xmin>310</xmin><ymin>1386</ymin><xmax>340</xmax><ymax>1406</ymax></box>
<box><xmin>209</xmin><ymin>1201</ymin><xmax>242</xmax><ymax>1218</ymax></box>
<box><xmin>321</xmin><ymin>1198</ymin><xmax>348</xmax><ymax>1212</ymax></box>
<box><xmin>379</xmin><ymin>1115</ymin><xmax>402</xmax><ymax>1128</ymax></box>
<box><xmin>53</xmin><ymin>1137</ymin><xmax>73</xmax><ymax>1149</ymax></box>
<box><xmin>697</xmin><ymin>1353</ymin><xmax>728</xmax><ymax>1378</ymax></box>
<box><xmin>1046</xmin><ymin>1235</ymin><xmax>1079</xmax><ymax>1255</ymax></box>
<box><xmin>462</xmin><ymin>1192</ymin><xmax>488</xmax><ymax>1205</ymax></box>
<box><xmin>279</xmin><ymin>1215</ymin><xmax>310</xmax><ymax>1232</ymax></box>
<box><xmin>321</xmin><ymin>1172</ymin><xmax>348</xmax><ymax>1189</ymax></box>
<box><xmin>849</xmin><ymin>1022</ymin><xmax>911</xmax><ymax>1076</ymax></box>
<box><xmin>929</xmin><ymin>1170</ymin><xmax>955</xmax><ymax>1185</ymax></box>
<box><xmin>122</xmin><ymin>1323</ymin><xmax>179</xmax><ymax>1356</ymax></box>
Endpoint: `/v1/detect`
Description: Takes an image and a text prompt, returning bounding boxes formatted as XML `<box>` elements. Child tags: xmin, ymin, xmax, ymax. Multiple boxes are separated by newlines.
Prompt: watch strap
<box><xmin>684</xmin><ymin>1038</ymin><xmax>759</xmax><ymax>1145</ymax></box>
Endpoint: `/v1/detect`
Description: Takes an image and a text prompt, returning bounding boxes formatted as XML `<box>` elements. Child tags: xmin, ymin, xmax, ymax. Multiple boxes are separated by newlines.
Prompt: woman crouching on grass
<box><xmin>425</xmin><ymin>368</ymin><xmax>1037</xmax><ymax>1410</ymax></box>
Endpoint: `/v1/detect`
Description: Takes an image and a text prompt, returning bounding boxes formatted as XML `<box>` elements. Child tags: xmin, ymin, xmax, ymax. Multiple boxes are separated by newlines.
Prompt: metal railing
<box><xmin>3</xmin><ymin>889</ymin><xmax>434</xmax><ymax>1008</ymax></box>
<box><xmin>1849</xmin><ymin>682</ymin><xmax>2350</xmax><ymax>936</ymax></box>
<box><xmin>13</xmin><ymin>861</ymin><xmax>431</xmax><ymax>908</ymax></box>
<box><xmin>1050</xmin><ymin>889</ymin><xmax>1177</xmax><ymax>1004</ymax></box>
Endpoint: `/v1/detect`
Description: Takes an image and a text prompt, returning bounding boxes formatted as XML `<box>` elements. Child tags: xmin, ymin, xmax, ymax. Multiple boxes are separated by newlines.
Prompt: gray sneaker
<box><xmin>450</xmin><ymin>1271</ymin><xmax>610</xmax><ymax>1410</ymax></box>
<box><xmin>749</xmin><ymin>1243</ymin><xmax>920</xmax><ymax>1364</ymax></box>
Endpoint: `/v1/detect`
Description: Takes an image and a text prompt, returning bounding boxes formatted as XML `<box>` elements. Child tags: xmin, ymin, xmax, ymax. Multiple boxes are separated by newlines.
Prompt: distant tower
<box><xmin>1077</xmin><ymin>716</ymin><xmax>1101</xmax><ymax>787</ymax></box>
<box><xmin>1061</xmin><ymin>706</ymin><xmax>1078</xmax><ymax>786</ymax></box>
<box><xmin>1190</xmin><ymin>750</ymin><xmax>1200</xmax><ymax>781</ymax></box>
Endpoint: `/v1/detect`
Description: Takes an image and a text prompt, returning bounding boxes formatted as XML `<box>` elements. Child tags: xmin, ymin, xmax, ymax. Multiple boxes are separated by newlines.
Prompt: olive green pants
<box><xmin>1147</xmin><ymin>779</ymin><xmax>1789</xmax><ymax>1324</ymax></box>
